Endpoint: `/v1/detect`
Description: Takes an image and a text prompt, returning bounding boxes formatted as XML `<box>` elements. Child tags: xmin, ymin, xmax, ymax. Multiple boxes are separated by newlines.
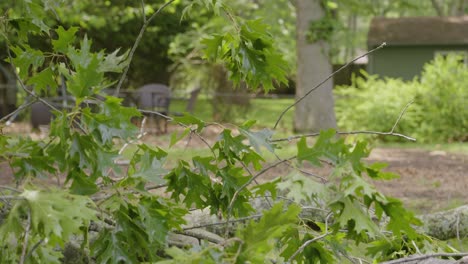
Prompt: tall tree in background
<box><xmin>294</xmin><ymin>0</ymin><xmax>336</xmax><ymax>132</ymax></box>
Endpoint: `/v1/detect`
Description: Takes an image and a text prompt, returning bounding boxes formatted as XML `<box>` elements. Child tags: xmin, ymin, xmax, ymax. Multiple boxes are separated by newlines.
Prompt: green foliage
<box><xmin>307</xmin><ymin>1</ymin><xmax>340</xmax><ymax>43</ymax></box>
<box><xmin>0</xmin><ymin>188</ymin><xmax>96</xmax><ymax>263</ymax></box>
<box><xmin>0</xmin><ymin>1</ymin><xmax>458</xmax><ymax>263</ymax></box>
<box><xmin>201</xmin><ymin>18</ymin><xmax>288</xmax><ymax>92</ymax></box>
<box><xmin>335</xmin><ymin>55</ymin><xmax>468</xmax><ymax>142</ymax></box>
<box><xmin>228</xmin><ymin>202</ymin><xmax>301</xmax><ymax>262</ymax></box>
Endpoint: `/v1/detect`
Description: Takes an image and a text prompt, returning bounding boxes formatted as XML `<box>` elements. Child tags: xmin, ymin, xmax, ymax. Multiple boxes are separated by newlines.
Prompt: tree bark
<box><xmin>419</xmin><ymin>205</ymin><xmax>468</xmax><ymax>240</ymax></box>
<box><xmin>294</xmin><ymin>0</ymin><xmax>336</xmax><ymax>133</ymax></box>
<box><xmin>430</xmin><ymin>0</ymin><xmax>445</xmax><ymax>16</ymax></box>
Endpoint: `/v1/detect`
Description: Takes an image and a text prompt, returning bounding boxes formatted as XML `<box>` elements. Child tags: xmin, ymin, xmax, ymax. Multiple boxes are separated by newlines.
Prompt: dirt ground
<box><xmin>367</xmin><ymin>148</ymin><xmax>468</xmax><ymax>213</ymax></box>
<box><xmin>1</xmin><ymin>123</ymin><xmax>467</xmax><ymax>214</ymax></box>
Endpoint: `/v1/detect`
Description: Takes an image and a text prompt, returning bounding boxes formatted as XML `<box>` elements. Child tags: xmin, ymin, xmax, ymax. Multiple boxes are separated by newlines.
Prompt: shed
<box><xmin>367</xmin><ymin>16</ymin><xmax>468</xmax><ymax>80</ymax></box>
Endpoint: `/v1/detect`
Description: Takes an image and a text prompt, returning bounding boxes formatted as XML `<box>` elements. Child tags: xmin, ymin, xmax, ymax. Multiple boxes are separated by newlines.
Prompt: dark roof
<box><xmin>368</xmin><ymin>16</ymin><xmax>468</xmax><ymax>47</ymax></box>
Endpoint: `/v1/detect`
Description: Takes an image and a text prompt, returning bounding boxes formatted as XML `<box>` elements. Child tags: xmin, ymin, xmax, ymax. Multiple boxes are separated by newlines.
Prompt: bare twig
<box><xmin>114</xmin><ymin>0</ymin><xmax>176</xmax><ymax>95</ymax></box>
<box><xmin>174</xmin><ymin>229</ymin><xmax>224</xmax><ymax>244</ymax></box>
<box><xmin>145</xmin><ymin>184</ymin><xmax>167</xmax><ymax>191</ymax></box>
<box><xmin>118</xmin><ymin>116</ymin><xmax>147</xmax><ymax>155</ymax></box>
<box><xmin>6</xmin><ymin>47</ymin><xmax>60</xmax><ymax>112</ymax></box>
<box><xmin>138</xmin><ymin>109</ymin><xmax>173</xmax><ymax>121</ymax></box>
<box><xmin>390</xmin><ymin>100</ymin><xmax>414</xmax><ymax>133</ymax></box>
<box><xmin>0</xmin><ymin>185</ymin><xmax>21</xmax><ymax>193</ymax></box>
<box><xmin>140</xmin><ymin>0</ymin><xmax>147</xmax><ymax>23</ymax></box>
<box><xmin>381</xmin><ymin>253</ymin><xmax>468</xmax><ymax>264</ymax></box>
<box><xmin>0</xmin><ymin>98</ymin><xmax>37</xmax><ymax>124</ymax></box>
<box><xmin>287</xmin><ymin>232</ymin><xmax>331</xmax><ymax>263</ymax></box>
<box><xmin>24</xmin><ymin>239</ymin><xmax>44</xmax><ymax>261</ymax></box>
<box><xmin>239</xmin><ymin>162</ymin><xmax>273</xmax><ymax>209</ymax></box>
<box><xmin>19</xmin><ymin>209</ymin><xmax>32</xmax><ymax>264</ymax></box>
<box><xmin>183</xmin><ymin>213</ymin><xmax>264</xmax><ymax>231</ymax></box>
<box><xmin>287</xmin><ymin>212</ymin><xmax>333</xmax><ymax>263</ymax></box>
<box><xmin>270</xmin><ymin>130</ymin><xmax>416</xmax><ymax>143</ymax></box>
<box><xmin>271</xmin><ymin>99</ymin><xmax>418</xmax><ymax>143</ymax></box>
<box><xmin>0</xmin><ymin>195</ymin><xmax>25</xmax><ymax>200</ymax></box>
<box><xmin>274</xmin><ymin>152</ymin><xmax>328</xmax><ymax>182</ymax></box>
<box><xmin>227</xmin><ymin>157</ymin><xmax>295</xmax><ymax>214</ymax></box>
<box><xmin>273</xmin><ymin>42</ymin><xmax>386</xmax><ymax>130</ymax></box>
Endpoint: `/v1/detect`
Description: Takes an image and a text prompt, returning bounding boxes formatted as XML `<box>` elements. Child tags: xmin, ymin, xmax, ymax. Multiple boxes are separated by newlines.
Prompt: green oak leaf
<box><xmin>1</xmin><ymin>189</ymin><xmax>96</xmax><ymax>247</ymax></box>
<box><xmin>129</xmin><ymin>145</ymin><xmax>168</xmax><ymax>184</ymax></box>
<box><xmin>9</xmin><ymin>45</ymin><xmax>44</xmax><ymax>79</ymax></box>
<box><xmin>201</xmin><ymin>34</ymin><xmax>224</xmax><ymax>60</ymax></box>
<box><xmin>26</xmin><ymin>67</ymin><xmax>57</xmax><ymax>95</ymax></box>
<box><xmin>173</xmin><ymin>113</ymin><xmax>205</xmax><ymax>133</ymax></box>
<box><xmin>67</xmin><ymin>54</ymin><xmax>103</xmax><ymax>98</ymax></box>
<box><xmin>231</xmin><ymin>202</ymin><xmax>300</xmax><ymax>263</ymax></box>
<box><xmin>239</xmin><ymin>127</ymin><xmax>275</xmax><ymax>153</ymax></box>
<box><xmin>98</xmin><ymin>48</ymin><xmax>129</xmax><ymax>73</ymax></box>
<box><xmin>331</xmin><ymin>197</ymin><xmax>381</xmax><ymax>240</ymax></box>
<box><xmin>52</xmin><ymin>26</ymin><xmax>79</xmax><ymax>53</ymax></box>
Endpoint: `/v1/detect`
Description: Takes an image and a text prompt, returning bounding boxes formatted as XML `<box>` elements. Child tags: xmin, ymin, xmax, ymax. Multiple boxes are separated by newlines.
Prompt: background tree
<box><xmin>293</xmin><ymin>0</ymin><xmax>336</xmax><ymax>132</ymax></box>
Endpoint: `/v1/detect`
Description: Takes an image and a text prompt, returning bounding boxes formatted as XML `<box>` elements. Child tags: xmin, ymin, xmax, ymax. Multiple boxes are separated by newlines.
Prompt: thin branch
<box><xmin>145</xmin><ymin>184</ymin><xmax>167</xmax><ymax>190</ymax></box>
<box><xmin>114</xmin><ymin>0</ymin><xmax>176</xmax><ymax>95</ymax></box>
<box><xmin>183</xmin><ymin>213</ymin><xmax>264</xmax><ymax>231</ymax></box>
<box><xmin>270</xmin><ymin>130</ymin><xmax>416</xmax><ymax>143</ymax></box>
<box><xmin>273</xmin><ymin>42</ymin><xmax>386</xmax><ymax>130</ymax></box>
<box><xmin>139</xmin><ymin>109</ymin><xmax>173</xmax><ymax>121</ymax></box>
<box><xmin>0</xmin><ymin>195</ymin><xmax>25</xmax><ymax>200</ymax></box>
<box><xmin>227</xmin><ymin>157</ymin><xmax>295</xmax><ymax>214</ymax></box>
<box><xmin>0</xmin><ymin>98</ymin><xmax>37</xmax><ymax>124</ymax></box>
<box><xmin>118</xmin><ymin>116</ymin><xmax>147</xmax><ymax>156</ymax></box>
<box><xmin>6</xmin><ymin>47</ymin><xmax>60</xmax><ymax>112</ymax></box>
<box><xmin>239</xmin><ymin>161</ymin><xmax>273</xmax><ymax>209</ymax></box>
<box><xmin>0</xmin><ymin>185</ymin><xmax>21</xmax><ymax>193</ymax></box>
<box><xmin>287</xmin><ymin>232</ymin><xmax>331</xmax><ymax>263</ymax></box>
<box><xmin>140</xmin><ymin>0</ymin><xmax>147</xmax><ymax>23</ymax></box>
<box><xmin>173</xmin><ymin>229</ymin><xmax>224</xmax><ymax>244</ymax></box>
<box><xmin>381</xmin><ymin>253</ymin><xmax>468</xmax><ymax>264</ymax></box>
<box><xmin>287</xmin><ymin>212</ymin><xmax>333</xmax><ymax>263</ymax></box>
<box><xmin>276</xmin><ymin>97</ymin><xmax>415</xmax><ymax>142</ymax></box>
<box><xmin>25</xmin><ymin>239</ymin><xmax>44</xmax><ymax>261</ymax></box>
<box><xmin>390</xmin><ymin>100</ymin><xmax>414</xmax><ymax>133</ymax></box>
<box><xmin>19</xmin><ymin>209</ymin><xmax>32</xmax><ymax>264</ymax></box>
<box><xmin>275</xmin><ymin>152</ymin><xmax>328</xmax><ymax>183</ymax></box>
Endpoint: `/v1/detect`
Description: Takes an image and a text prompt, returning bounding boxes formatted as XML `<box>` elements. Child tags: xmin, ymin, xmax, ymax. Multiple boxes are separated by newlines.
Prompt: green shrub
<box><xmin>335</xmin><ymin>73</ymin><xmax>423</xmax><ymax>141</ymax></box>
<box><xmin>335</xmin><ymin>54</ymin><xmax>467</xmax><ymax>143</ymax></box>
<box><xmin>417</xmin><ymin>55</ymin><xmax>468</xmax><ymax>142</ymax></box>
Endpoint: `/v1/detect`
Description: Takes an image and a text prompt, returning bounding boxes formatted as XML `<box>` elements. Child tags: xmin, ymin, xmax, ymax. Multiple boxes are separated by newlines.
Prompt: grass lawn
<box><xmin>170</xmin><ymin>98</ymin><xmax>295</xmax><ymax>131</ymax></box>
<box><xmin>170</xmin><ymin>97</ymin><xmax>467</xmax><ymax>155</ymax></box>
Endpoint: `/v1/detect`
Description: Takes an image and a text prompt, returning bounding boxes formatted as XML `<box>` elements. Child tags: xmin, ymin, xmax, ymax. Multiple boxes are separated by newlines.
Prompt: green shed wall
<box><xmin>367</xmin><ymin>45</ymin><xmax>468</xmax><ymax>80</ymax></box>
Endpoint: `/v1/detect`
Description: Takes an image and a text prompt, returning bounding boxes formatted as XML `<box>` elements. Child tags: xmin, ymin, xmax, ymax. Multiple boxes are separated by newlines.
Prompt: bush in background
<box><xmin>335</xmin><ymin>54</ymin><xmax>467</xmax><ymax>143</ymax></box>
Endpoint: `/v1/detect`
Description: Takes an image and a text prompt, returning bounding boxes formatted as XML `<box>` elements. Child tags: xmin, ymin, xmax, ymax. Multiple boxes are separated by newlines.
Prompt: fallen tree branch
<box><xmin>381</xmin><ymin>253</ymin><xmax>468</xmax><ymax>264</ymax></box>
<box><xmin>419</xmin><ymin>205</ymin><xmax>468</xmax><ymax>240</ymax></box>
<box><xmin>174</xmin><ymin>229</ymin><xmax>224</xmax><ymax>244</ymax></box>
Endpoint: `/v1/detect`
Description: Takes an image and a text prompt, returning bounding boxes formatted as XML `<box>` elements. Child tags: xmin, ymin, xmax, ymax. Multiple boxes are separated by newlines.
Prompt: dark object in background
<box><xmin>30</xmin><ymin>101</ymin><xmax>53</xmax><ymax>130</ymax></box>
<box><xmin>136</xmin><ymin>84</ymin><xmax>171</xmax><ymax>134</ymax></box>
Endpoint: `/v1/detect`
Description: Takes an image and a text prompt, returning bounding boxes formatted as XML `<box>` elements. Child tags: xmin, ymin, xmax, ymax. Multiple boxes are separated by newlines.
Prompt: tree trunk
<box><xmin>294</xmin><ymin>0</ymin><xmax>336</xmax><ymax>133</ymax></box>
